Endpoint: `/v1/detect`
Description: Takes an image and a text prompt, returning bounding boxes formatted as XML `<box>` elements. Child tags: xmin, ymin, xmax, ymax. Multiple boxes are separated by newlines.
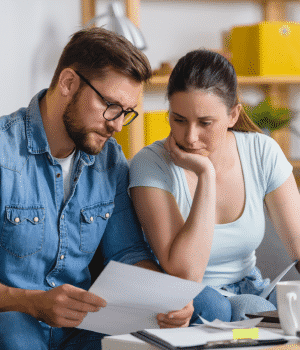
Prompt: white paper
<box><xmin>260</xmin><ymin>260</ymin><xmax>298</xmax><ymax>299</ymax></box>
<box><xmin>144</xmin><ymin>325</ymin><xmax>286</xmax><ymax>348</ymax></box>
<box><xmin>77</xmin><ymin>261</ymin><xmax>205</xmax><ymax>335</ymax></box>
<box><xmin>198</xmin><ymin>316</ymin><xmax>263</xmax><ymax>329</ymax></box>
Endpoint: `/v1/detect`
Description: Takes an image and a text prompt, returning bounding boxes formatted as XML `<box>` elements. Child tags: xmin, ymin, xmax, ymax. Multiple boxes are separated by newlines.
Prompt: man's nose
<box><xmin>107</xmin><ymin>116</ymin><xmax>124</xmax><ymax>133</ymax></box>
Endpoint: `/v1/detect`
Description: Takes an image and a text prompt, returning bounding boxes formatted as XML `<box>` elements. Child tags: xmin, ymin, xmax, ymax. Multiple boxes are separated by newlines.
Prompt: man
<box><xmin>0</xmin><ymin>28</ymin><xmax>193</xmax><ymax>349</ymax></box>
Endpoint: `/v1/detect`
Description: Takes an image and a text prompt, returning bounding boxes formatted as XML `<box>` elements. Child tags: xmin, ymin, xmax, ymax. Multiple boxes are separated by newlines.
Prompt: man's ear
<box><xmin>58</xmin><ymin>68</ymin><xmax>80</xmax><ymax>97</ymax></box>
<box><xmin>228</xmin><ymin>103</ymin><xmax>242</xmax><ymax>128</ymax></box>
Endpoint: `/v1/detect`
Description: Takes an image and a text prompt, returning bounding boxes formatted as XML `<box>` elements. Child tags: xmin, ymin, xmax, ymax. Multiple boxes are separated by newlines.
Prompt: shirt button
<box><xmin>60</xmin><ymin>255</ymin><xmax>65</xmax><ymax>260</ymax></box>
<box><xmin>56</xmin><ymin>173</ymin><xmax>61</xmax><ymax>178</ymax></box>
<box><xmin>14</xmin><ymin>217</ymin><xmax>20</xmax><ymax>223</ymax></box>
<box><xmin>33</xmin><ymin>217</ymin><xmax>39</xmax><ymax>223</ymax></box>
<box><xmin>61</xmin><ymin>215</ymin><xmax>64</xmax><ymax>220</ymax></box>
<box><xmin>51</xmin><ymin>282</ymin><xmax>56</xmax><ymax>287</ymax></box>
<box><xmin>90</xmin><ymin>217</ymin><xmax>94</xmax><ymax>222</ymax></box>
<box><xmin>105</xmin><ymin>213</ymin><xmax>110</xmax><ymax>218</ymax></box>
<box><xmin>74</xmin><ymin>177</ymin><xmax>78</xmax><ymax>182</ymax></box>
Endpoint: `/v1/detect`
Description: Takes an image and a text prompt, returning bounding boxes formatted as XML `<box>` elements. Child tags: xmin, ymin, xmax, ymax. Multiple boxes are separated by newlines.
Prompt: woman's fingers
<box><xmin>156</xmin><ymin>302</ymin><xmax>194</xmax><ymax>328</ymax></box>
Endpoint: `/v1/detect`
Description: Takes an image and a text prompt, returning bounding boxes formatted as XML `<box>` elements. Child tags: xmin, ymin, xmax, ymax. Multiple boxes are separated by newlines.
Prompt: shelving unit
<box><xmin>81</xmin><ymin>0</ymin><xmax>300</xmax><ymax>184</ymax></box>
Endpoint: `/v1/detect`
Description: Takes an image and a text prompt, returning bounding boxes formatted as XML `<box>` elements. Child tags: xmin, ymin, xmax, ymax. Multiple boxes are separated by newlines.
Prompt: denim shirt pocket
<box><xmin>80</xmin><ymin>201</ymin><xmax>115</xmax><ymax>253</ymax></box>
<box><xmin>1</xmin><ymin>206</ymin><xmax>45</xmax><ymax>258</ymax></box>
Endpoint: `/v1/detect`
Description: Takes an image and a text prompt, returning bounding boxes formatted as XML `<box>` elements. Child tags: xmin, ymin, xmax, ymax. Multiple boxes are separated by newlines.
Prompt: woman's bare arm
<box><xmin>130</xmin><ymin>163</ymin><xmax>216</xmax><ymax>283</ymax></box>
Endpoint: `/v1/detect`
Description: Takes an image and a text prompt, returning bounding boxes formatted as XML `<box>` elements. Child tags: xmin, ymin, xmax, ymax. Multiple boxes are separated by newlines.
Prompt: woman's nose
<box><xmin>185</xmin><ymin>126</ymin><xmax>199</xmax><ymax>144</ymax></box>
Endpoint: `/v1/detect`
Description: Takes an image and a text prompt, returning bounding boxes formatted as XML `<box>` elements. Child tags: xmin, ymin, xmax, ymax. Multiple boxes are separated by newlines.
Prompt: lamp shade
<box><xmin>84</xmin><ymin>1</ymin><xmax>147</xmax><ymax>50</ymax></box>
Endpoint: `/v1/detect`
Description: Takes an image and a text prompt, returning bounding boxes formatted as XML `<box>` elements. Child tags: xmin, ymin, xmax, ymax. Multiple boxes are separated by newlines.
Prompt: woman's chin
<box><xmin>185</xmin><ymin>148</ymin><xmax>209</xmax><ymax>156</ymax></box>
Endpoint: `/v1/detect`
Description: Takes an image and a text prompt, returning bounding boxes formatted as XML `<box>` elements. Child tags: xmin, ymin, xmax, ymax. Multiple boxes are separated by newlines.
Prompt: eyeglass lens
<box><xmin>104</xmin><ymin>105</ymin><xmax>137</xmax><ymax>125</ymax></box>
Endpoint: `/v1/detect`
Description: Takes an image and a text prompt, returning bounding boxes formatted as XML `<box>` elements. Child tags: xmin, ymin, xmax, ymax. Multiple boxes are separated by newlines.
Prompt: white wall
<box><xmin>1</xmin><ymin>0</ymin><xmax>300</xmax><ymax>157</ymax></box>
<box><xmin>0</xmin><ymin>0</ymin><xmax>81</xmax><ymax>116</ymax></box>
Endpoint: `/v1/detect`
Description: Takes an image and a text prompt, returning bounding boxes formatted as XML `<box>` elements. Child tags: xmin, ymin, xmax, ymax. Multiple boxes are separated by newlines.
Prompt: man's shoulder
<box><xmin>0</xmin><ymin>108</ymin><xmax>29</xmax><ymax>172</ymax></box>
<box><xmin>0</xmin><ymin>108</ymin><xmax>27</xmax><ymax>147</ymax></box>
<box><xmin>0</xmin><ymin>108</ymin><xmax>27</xmax><ymax>132</ymax></box>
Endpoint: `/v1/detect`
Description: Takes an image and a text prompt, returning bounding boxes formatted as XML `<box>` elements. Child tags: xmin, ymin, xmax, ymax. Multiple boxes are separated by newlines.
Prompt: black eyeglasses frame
<box><xmin>74</xmin><ymin>70</ymin><xmax>139</xmax><ymax>126</ymax></box>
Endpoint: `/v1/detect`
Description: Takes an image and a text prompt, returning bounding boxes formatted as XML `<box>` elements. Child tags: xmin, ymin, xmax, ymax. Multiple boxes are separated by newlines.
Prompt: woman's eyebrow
<box><xmin>172</xmin><ymin>111</ymin><xmax>186</xmax><ymax>118</ymax></box>
<box><xmin>172</xmin><ymin>111</ymin><xmax>213</xmax><ymax>119</ymax></box>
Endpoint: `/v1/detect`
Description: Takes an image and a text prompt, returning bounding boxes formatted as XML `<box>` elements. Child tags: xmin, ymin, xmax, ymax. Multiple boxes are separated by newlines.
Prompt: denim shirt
<box><xmin>0</xmin><ymin>89</ymin><xmax>154</xmax><ymax>292</ymax></box>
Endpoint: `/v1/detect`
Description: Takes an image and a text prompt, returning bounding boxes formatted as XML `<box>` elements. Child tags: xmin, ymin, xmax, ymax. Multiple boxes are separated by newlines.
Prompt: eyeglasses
<box><xmin>75</xmin><ymin>71</ymin><xmax>138</xmax><ymax>126</ymax></box>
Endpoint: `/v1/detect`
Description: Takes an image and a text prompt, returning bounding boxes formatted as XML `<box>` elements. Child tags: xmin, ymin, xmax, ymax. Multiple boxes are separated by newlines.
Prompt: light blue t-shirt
<box><xmin>129</xmin><ymin>131</ymin><xmax>293</xmax><ymax>287</ymax></box>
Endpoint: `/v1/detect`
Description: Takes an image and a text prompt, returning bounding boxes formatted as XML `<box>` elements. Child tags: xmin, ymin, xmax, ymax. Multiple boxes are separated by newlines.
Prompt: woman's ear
<box><xmin>228</xmin><ymin>104</ymin><xmax>242</xmax><ymax>128</ymax></box>
<box><xmin>58</xmin><ymin>68</ymin><xmax>80</xmax><ymax>97</ymax></box>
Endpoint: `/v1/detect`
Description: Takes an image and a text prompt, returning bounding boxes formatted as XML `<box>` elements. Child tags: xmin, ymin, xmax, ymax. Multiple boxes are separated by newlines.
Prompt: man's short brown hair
<box><xmin>49</xmin><ymin>27</ymin><xmax>152</xmax><ymax>90</ymax></box>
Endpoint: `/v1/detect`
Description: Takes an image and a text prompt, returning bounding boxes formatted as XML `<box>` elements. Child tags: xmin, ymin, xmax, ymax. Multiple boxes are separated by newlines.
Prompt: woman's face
<box><xmin>168</xmin><ymin>89</ymin><xmax>239</xmax><ymax>158</ymax></box>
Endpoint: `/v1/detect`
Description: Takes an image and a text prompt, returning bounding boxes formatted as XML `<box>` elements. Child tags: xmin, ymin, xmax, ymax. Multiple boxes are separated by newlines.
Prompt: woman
<box><xmin>129</xmin><ymin>49</ymin><xmax>300</xmax><ymax>323</ymax></box>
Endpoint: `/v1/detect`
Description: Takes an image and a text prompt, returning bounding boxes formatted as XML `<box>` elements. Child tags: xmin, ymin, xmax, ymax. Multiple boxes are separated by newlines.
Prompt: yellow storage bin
<box><xmin>113</xmin><ymin>126</ymin><xmax>130</xmax><ymax>159</ymax></box>
<box><xmin>113</xmin><ymin>110</ymin><xmax>170</xmax><ymax>159</ymax></box>
<box><xmin>231</xmin><ymin>21</ymin><xmax>300</xmax><ymax>76</ymax></box>
<box><xmin>144</xmin><ymin>110</ymin><xmax>170</xmax><ymax>146</ymax></box>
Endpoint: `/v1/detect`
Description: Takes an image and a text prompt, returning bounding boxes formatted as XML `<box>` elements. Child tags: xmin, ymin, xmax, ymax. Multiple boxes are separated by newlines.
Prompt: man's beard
<box><xmin>62</xmin><ymin>91</ymin><xmax>108</xmax><ymax>155</ymax></box>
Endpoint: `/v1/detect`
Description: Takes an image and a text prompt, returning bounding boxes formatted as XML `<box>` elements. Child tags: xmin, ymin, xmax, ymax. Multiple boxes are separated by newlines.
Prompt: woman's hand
<box><xmin>164</xmin><ymin>134</ymin><xmax>215</xmax><ymax>177</ymax></box>
<box><xmin>156</xmin><ymin>301</ymin><xmax>194</xmax><ymax>328</ymax></box>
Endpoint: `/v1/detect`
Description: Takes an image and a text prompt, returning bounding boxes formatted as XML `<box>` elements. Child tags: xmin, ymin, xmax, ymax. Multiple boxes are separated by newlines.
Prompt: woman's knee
<box><xmin>191</xmin><ymin>286</ymin><xmax>232</xmax><ymax>324</ymax></box>
<box><xmin>228</xmin><ymin>294</ymin><xmax>276</xmax><ymax>322</ymax></box>
<box><xmin>0</xmin><ymin>312</ymin><xmax>47</xmax><ymax>350</ymax></box>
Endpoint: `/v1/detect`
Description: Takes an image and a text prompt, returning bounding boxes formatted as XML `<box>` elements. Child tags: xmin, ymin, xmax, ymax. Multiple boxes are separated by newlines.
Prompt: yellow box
<box><xmin>113</xmin><ymin>126</ymin><xmax>130</xmax><ymax>159</ymax></box>
<box><xmin>113</xmin><ymin>110</ymin><xmax>170</xmax><ymax>159</ymax></box>
<box><xmin>144</xmin><ymin>110</ymin><xmax>170</xmax><ymax>146</ymax></box>
<box><xmin>231</xmin><ymin>21</ymin><xmax>300</xmax><ymax>76</ymax></box>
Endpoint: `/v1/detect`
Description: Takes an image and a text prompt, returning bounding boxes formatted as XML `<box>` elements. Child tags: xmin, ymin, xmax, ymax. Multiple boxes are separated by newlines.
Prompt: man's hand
<box><xmin>156</xmin><ymin>301</ymin><xmax>194</xmax><ymax>328</ymax></box>
<box><xmin>29</xmin><ymin>284</ymin><xmax>106</xmax><ymax>328</ymax></box>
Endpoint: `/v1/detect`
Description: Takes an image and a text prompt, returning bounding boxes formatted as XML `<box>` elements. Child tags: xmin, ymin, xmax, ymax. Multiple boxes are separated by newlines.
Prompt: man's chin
<box><xmin>77</xmin><ymin>140</ymin><xmax>107</xmax><ymax>155</ymax></box>
<box><xmin>80</xmin><ymin>133</ymin><xmax>111</xmax><ymax>155</ymax></box>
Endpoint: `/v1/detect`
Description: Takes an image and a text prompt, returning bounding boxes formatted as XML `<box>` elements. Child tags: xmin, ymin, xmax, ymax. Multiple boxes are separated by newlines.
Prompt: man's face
<box><xmin>63</xmin><ymin>68</ymin><xmax>142</xmax><ymax>155</ymax></box>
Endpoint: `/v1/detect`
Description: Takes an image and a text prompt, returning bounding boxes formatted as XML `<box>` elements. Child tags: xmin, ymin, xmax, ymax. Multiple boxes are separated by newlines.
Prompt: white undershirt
<box><xmin>54</xmin><ymin>150</ymin><xmax>76</xmax><ymax>202</ymax></box>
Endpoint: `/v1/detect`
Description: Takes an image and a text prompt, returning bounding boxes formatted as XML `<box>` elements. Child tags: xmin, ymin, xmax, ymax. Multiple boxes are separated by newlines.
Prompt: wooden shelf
<box><xmin>291</xmin><ymin>160</ymin><xmax>300</xmax><ymax>170</ymax></box>
<box><xmin>291</xmin><ymin>160</ymin><xmax>300</xmax><ymax>187</ymax></box>
<box><xmin>238</xmin><ymin>75</ymin><xmax>300</xmax><ymax>85</ymax></box>
<box><xmin>82</xmin><ymin>0</ymin><xmax>300</xmax><ymax>172</ymax></box>
<box><xmin>146</xmin><ymin>74</ymin><xmax>300</xmax><ymax>90</ymax></box>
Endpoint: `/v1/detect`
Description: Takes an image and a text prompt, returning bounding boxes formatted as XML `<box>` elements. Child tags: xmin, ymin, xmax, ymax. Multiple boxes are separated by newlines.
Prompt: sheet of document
<box><xmin>198</xmin><ymin>316</ymin><xmax>263</xmax><ymax>329</ymax></box>
<box><xmin>144</xmin><ymin>325</ymin><xmax>288</xmax><ymax>348</ymax></box>
<box><xmin>260</xmin><ymin>259</ymin><xmax>298</xmax><ymax>299</ymax></box>
<box><xmin>77</xmin><ymin>261</ymin><xmax>205</xmax><ymax>335</ymax></box>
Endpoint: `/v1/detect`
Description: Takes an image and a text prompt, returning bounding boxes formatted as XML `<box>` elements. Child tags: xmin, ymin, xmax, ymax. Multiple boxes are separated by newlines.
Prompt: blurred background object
<box><xmin>244</xmin><ymin>97</ymin><xmax>293</xmax><ymax>133</ymax></box>
<box><xmin>83</xmin><ymin>1</ymin><xmax>147</xmax><ymax>50</ymax></box>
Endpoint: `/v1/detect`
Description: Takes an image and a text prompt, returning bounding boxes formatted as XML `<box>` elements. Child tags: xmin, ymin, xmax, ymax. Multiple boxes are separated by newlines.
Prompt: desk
<box><xmin>102</xmin><ymin>329</ymin><xmax>300</xmax><ymax>350</ymax></box>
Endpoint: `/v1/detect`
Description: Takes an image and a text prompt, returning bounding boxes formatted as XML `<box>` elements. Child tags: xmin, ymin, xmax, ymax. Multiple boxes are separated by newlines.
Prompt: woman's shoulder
<box><xmin>233</xmin><ymin>131</ymin><xmax>278</xmax><ymax>153</ymax></box>
<box><xmin>233</xmin><ymin>130</ymin><xmax>270</xmax><ymax>142</ymax></box>
<box><xmin>130</xmin><ymin>139</ymin><xmax>168</xmax><ymax>163</ymax></box>
<box><xmin>129</xmin><ymin>138</ymin><xmax>176</xmax><ymax>192</ymax></box>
